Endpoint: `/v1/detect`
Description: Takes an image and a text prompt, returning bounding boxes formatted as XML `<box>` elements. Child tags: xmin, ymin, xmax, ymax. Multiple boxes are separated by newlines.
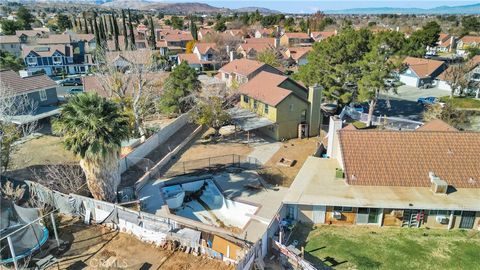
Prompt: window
<box><xmin>224</xmin><ymin>73</ymin><xmax>229</xmax><ymax>79</ymax></box>
<box><xmin>243</xmin><ymin>95</ymin><xmax>249</xmax><ymax>103</ymax></box>
<box><xmin>52</xmin><ymin>56</ymin><xmax>62</xmax><ymax>64</ymax></box>
<box><xmin>264</xmin><ymin>104</ymin><xmax>269</xmax><ymax>114</ymax></box>
<box><xmin>253</xmin><ymin>100</ymin><xmax>258</xmax><ymax>109</ymax></box>
<box><xmin>39</xmin><ymin>89</ymin><xmax>47</xmax><ymax>101</ymax></box>
<box><xmin>289</xmin><ymin>104</ymin><xmax>294</xmax><ymax>111</ymax></box>
<box><xmin>333</xmin><ymin>206</ymin><xmax>353</xmax><ymax>212</ymax></box>
<box><xmin>301</xmin><ymin>110</ymin><xmax>307</xmax><ymax>122</ymax></box>
<box><xmin>27</xmin><ymin>57</ymin><xmax>37</xmax><ymax>65</ymax></box>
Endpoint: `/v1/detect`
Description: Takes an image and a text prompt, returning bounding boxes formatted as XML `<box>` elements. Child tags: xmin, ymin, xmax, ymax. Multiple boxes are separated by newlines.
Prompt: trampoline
<box><xmin>0</xmin><ymin>199</ymin><xmax>49</xmax><ymax>264</ymax></box>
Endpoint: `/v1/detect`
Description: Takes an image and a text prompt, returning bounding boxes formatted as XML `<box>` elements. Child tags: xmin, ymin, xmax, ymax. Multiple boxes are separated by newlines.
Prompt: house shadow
<box><xmin>374</xmin><ymin>97</ymin><xmax>424</xmax><ymax>121</ymax></box>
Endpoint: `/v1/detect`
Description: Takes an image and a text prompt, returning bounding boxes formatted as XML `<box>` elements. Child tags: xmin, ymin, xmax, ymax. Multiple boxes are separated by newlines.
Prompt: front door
<box><xmin>459</xmin><ymin>211</ymin><xmax>476</xmax><ymax>229</ymax></box>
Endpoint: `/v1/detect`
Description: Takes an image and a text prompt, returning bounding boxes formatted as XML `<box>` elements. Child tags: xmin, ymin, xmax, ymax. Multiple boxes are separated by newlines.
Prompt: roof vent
<box><xmin>468</xmin><ymin>178</ymin><xmax>477</xmax><ymax>185</ymax></box>
<box><xmin>429</xmin><ymin>171</ymin><xmax>448</xmax><ymax>194</ymax></box>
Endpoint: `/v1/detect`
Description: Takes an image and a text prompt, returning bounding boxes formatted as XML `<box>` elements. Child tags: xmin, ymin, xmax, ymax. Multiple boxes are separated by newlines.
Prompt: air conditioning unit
<box><xmin>436</xmin><ymin>216</ymin><xmax>449</xmax><ymax>224</ymax></box>
<box><xmin>332</xmin><ymin>211</ymin><xmax>342</xmax><ymax>220</ymax></box>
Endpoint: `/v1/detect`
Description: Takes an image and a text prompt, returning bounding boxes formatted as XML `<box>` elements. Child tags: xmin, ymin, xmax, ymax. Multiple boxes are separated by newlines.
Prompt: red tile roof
<box><xmin>416</xmin><ymin>119</ymin><xmax>458</xmax><ymax>132</ymax></box>
<box><xmin>0</xmin><ymin>35</ymin><xmax>20</xmax><ymax>44</ymax></box>
<box><xmin>194</xmin><ymin>42</ymin><xmax>217</xmax><ymax>54</ymax></box>
<box><xmin>403</xmin><ymin>57</ymin><xmax>445</xmax><ymax>78</ymax></box>
<box><xmin>339</xmin><ymin>127</ymin><xmax>480</xmax><ymax>188</ymax></box>
<box><xmin>283</xmin><ymin>32</ymin><xmax>310</xmax><ymax>39</ymax></box>
<box><xmin>460</xmin><ymin>35</ymin><xmax>480</xmax><ymax>44</ymax></box>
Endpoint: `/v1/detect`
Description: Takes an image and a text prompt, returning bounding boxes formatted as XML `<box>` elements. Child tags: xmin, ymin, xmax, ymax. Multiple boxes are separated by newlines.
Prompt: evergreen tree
<box><xmin>108</xmin><ymin>14</ymin><xmax>114</xmax><ymax>40</ymax></box>
<box><xmin>78</xmin><ymin>19</ymin><xmax>83</xmax><ymax>34</ymax></box>
<box><xmin>99</xmin><ymin>15</ymin><xmax>106</xmax><ymax>44</ymax></box>
<box><xmin>88</xmin><ymin>18</ymin><xmax>94</xmax><ymax>37</ymax></box>
<box><xmin>102</xmin><ymin>15</ymin><xmax>109</xmax><ymax>40</ymax></box>
<box><xmin>93</xmin><ymin>14</ymin><xmax>101</xmax><ymax>49</ymax></box>
<box><xmin>128</xmin><ymin>9</ymin><xmax>136</xmax><ymax>50</ymax></box>
<box><xmin>190</xmin><ymin>20</ymin><xmax>198</xmax><ymax>41</ymax></box>
<box><xmin>17</xmin><ymin>6</ymin><xmax>34</xmax><ymax>30</ymax></box>
<box><xmin>112</xmin><ymin>12</ymin><xmax>120</xmax><ymax>51</ymax></box>
<box><xmin>83</xmin><ymin>12</ymin><xmax>89</xmax><ymax>34</ymax></box>
<box><xmin>121</xmin><ymin>9</ymin><xmax>129</xmax><ymax>50</ymax></box>
<box><xmin>148</xmin><ymin>16</ymin><xmax>156</xmax><ymax>49</ymax></box>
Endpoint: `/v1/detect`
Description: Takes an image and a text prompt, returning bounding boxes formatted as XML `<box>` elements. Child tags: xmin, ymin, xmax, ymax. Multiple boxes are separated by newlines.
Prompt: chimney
<box><xmin>229</xmin><ymin>51</ymin><xmax>235</xmax><ymax>62</ymax></box>
<box><xmin>326</xmin><ymin>116</ymin><xmax>343</xmax><ymax>164</ymax></box>
<box><xmin>307</xmin><ymin>28</ymin><xmax>311</xmax><ymax>36</ymax></box>
<box><xmin>226</xmin><ymin>45</ymin><xmax>230</xmax><ymax>54</ymax></box>
<box><xmin>274</xmin><ymin>37</ymin><xmax>280</xmax><ymax>48</ymax></box>
<box><xmin>308</xmin><ymin>85</ymin><xmax>322</xmax><ymax>138</ymax></box>
<box><xmin>429</xmin><ymin>172</ymin><xmax>448</xmax><ymax>194</ymax></box>
<box><xmin>449</xmin><ymin>36</ymin><xmax>454</xmax><ymax>52</ymax></box>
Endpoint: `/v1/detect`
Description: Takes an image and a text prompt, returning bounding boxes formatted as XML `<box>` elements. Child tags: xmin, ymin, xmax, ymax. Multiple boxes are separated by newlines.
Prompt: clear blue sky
<box><xmin>159</xmin><ymin>1</ymin><xmax>478</xmax><ymax>13</ymax></box>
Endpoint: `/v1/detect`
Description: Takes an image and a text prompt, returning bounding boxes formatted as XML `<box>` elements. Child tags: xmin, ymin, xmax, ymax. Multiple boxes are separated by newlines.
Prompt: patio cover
<box><xmin>228</xmin><ymin>107</ymin><xmax>274</xmax><ymax>132</ymax></box>
<box><xmin>3</xmin><ymin>106</ymin><xmax>60</xmax><ymax>125</ymax></box>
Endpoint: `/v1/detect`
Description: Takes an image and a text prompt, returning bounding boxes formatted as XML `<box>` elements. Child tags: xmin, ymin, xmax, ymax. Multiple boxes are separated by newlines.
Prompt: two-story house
<box><xmin>235</xmin><ymin>71</ymin><xmax>322</xmax><ymax>140</ymax></box>
<box><xmin>22</xmin><ymin>44</ymin><xmax>89</xmax><ymax>76</ymax></box>
<box><xmin>177</xmin><ymin>43</ymin><xmax>218</xmax><ymax>71</ymax></box>
<box><xmin>218</xmin><ymin>58</ymin><xmax>283</xmax><ymax>88</ymax></box>
<box><xmin>280</xmin><ymin>32</ymin><xmax>313</xmax><ymax>47</ymax></box>
<box><xmin>427</xmin><ymin>33</ymin><xmax>455</xmax><ymax>54</ymax></box>
<box><xmin>0</xmin><ymin>69</ymin><xmax>59</xmax><ymax>125</ymax></box>
<box><xmin>0</xmin><ymin>35</ymin><xmax>21</xmax><ymax>57</ymax></box>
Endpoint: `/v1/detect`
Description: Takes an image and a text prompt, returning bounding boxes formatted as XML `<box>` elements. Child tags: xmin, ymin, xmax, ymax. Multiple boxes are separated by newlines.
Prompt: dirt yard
<box><xmin>51</xmin><ymin>216</ymin><xmax>234</xmax><ymax>270</ymax></box>
<box><xmin>262</xmin><ymin>137</ymin><xmax>322</xmax><ymax>187</ymax></box>
<box><xmin>176</xmin><ymin>128</ymin><xmax>253</xmax><ymax>162</ymax></box>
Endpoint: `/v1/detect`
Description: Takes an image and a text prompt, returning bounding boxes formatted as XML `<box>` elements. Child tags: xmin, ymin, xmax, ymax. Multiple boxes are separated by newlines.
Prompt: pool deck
<box><xmin>138</xmin><ymin>169</ymin><xmax>288</xmax><ymax>244</ymax></box>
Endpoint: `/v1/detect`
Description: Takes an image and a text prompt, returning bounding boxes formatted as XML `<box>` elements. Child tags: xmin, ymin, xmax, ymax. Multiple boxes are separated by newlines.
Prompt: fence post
<box><xmin>50</xmin><ymin>212</ymin><xmax>60</xmax><ymax>247</ymax></box>
<box><xmin>7</xmin><ymin>236</ymin><xmax>18</xmax><ymax>270</ymax></box>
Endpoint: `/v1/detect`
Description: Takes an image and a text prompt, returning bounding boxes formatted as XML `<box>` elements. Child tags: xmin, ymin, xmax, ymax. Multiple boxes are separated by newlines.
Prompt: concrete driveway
<box><xmin>384</xmin><ymin>85</ymin><xmax>450</xmax><ymax>102</ymax></box>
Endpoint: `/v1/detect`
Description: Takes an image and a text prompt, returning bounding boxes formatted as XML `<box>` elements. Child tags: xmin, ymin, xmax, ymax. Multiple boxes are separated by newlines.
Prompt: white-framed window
<box><xmin>39</xmin><ymin>89</ymin><xmax>47</xmax><ymax>101</ymax></box>
<box><xmin>52</xmin><ymin>56</ymin><xmax>62</xmax><ymax>64</ymax></box>
<box><xmin>224</xmin><ymin>73</ymin><xmax>229</xmax><ymax>79</ymax></box>
<box><xmin>27</xmin><ymin>57</ymin><xmax>37</xmax><ymax>65</ymax></box>
<box><xmin>264</xmin><ymin>104</ymin><xmax>269</xmax><ymax>114</ymax></box>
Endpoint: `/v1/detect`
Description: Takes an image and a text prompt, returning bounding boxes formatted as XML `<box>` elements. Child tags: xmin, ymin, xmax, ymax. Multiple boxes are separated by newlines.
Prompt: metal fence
<box><xmin>25</xmin><ymin>180</ymin><xmax>257</xmax><ymax>269</ymax></box>
<box><xmin>163</xmin><ymin>154</ymin><xmax>262</xmax><ymax>178</ymax></box>
<box><xmin>341</xmin><ymin>106</ymin><xmax>423</xmax><ymax>131</ymax></box>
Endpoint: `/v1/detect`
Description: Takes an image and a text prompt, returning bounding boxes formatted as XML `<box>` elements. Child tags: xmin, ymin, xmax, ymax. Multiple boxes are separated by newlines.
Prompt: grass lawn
<box><xmin>439</xmin><ymin>96</ymin><xmax>480</xmax><ymax>109</ymax></box>
<box><xmin>289</xmin><ymin>224</ymin><xmax>480</xmax><ymax>270</ymax></box>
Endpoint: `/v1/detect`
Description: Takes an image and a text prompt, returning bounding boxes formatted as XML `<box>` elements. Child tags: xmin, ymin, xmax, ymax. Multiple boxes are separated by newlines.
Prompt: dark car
<box><xmin>67</xmin><ymin>88</ymin><xmax>83</xmax><ymax>95</ymax></box>
<box><xmin>417</xmin><ymin>96</ymin><xmax>438</xmax><ymax>105</ymax></box>
<box><xmin>60</xmin><ymin>78</ymin><xmax>82</xmax><ymax>86</ymax></box>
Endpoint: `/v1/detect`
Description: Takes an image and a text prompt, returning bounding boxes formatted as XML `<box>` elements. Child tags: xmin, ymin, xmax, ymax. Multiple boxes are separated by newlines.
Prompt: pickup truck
<box><xmin>417</xmin><ymin>96</ymin><xmax>438</xmax><ymax>105</ymax></box>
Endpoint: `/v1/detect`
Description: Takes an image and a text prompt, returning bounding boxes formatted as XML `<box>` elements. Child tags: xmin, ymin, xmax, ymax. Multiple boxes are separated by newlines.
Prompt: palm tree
<box><xmin>53</xmin><ymin>93</ymin><xmax>130</xmax><ymax>202</ymax></box>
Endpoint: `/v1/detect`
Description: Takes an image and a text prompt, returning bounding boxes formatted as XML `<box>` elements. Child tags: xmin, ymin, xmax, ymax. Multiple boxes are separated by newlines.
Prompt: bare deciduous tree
<box><xmin>0</xmin><ymin>83</ymin><xmax>39</xmax><ymax>173</ymax></box>
<box><xmin>443</xmin><ymin>64</ymin><xmax>470</xmax><ymax>98</ymax></box>
<box><xmin>31</xmin><ymin>164</ymin><xmax>89</xmax><ymax>196</ymax></box>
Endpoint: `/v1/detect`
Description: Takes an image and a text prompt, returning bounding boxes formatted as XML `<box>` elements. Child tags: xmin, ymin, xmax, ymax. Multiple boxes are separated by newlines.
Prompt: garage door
<box><xmin>400</xmin><ymin>75</ymin><xmax>419</xmax><ymax>87</ymax></box>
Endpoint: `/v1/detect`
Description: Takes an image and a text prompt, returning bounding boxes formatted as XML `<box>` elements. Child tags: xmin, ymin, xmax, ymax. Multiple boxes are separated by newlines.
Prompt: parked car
<box><xmin>417</xmin><ymin>97</ymin><xmax>438</xmax><ymax>105</ymax></box>
<box><xmin>66</xmin><ymin>88</ymin><xmax>83</xmax><ymax>95</ymax></box>
<box><xmin>350</xmin><ymin>103</ymin><xmax>365</xmax><ymax>113</ymax></box>
<box><xmin>59</xmin><ymin>78</ymin><xmax>82</xmax><ymax>86</ymax></box>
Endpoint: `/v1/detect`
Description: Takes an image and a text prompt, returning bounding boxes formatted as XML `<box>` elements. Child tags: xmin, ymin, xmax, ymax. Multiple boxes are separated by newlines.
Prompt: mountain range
<box><xmin>325</xmin><ymin>3</ymin><xmax>480</xmax><ymax>15</ymax></box>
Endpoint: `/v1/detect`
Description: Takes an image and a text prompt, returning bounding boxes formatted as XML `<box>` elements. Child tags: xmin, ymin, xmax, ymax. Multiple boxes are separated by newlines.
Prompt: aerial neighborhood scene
<box><xmin>1</xmin><ymin>0</ymin><xmax>480</xmax><ymax>269</ymax></box>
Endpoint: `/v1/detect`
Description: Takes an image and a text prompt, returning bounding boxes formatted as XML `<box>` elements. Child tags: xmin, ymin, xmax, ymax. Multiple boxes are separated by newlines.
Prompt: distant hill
<box><xmin>101</xmin><ymin>0</ymin><xmax>278</xmax><ymax>14</ymax></box>
<box><xmin>234</xmin><ymin>7</ymin><xmax>280</xmax><ymax>14</ymax></box>
<box><xmin>325</xmin><ymin>3</ymin><xmax>480</xmax><ymax>14</ymax></box>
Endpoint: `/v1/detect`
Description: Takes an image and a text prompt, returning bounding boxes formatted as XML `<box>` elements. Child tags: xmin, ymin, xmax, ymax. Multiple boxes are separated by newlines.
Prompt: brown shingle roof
<box><xmin>239</xmin><ymin>71</ymin><xmax>303</xmax><ymax>106</ymax></box>
<box><xmin>237</xmin><ymin>43</ymin><xmax>273</xmax><ymax>54</ymax></box>
<box><xmin>339</xmin><ymin>128</ymin><xmax>480</xmax><ymax>188</ymax></box>
<box><xmin>283</xmin><ymin>32</ymin><xmax>310</xmax><ymax>39</ymax></box>
<box><xmin>37</xmin><ymin>34</ymin><xmax>71</xmax><ymax>45</ymax></box>
<box><xmin>0</xmin><ymin>70</ymin><xmax>57</xmax><ymax>95</ymax></box>
<box><xmin>0</xmin><ymin>35</ymin><xmax>20</xmax><ymax>44</ymax></box>
<box><xmin>403</xmin><ymin>57</ymin><xmax>445</xmax><ymax>78</ymax></box>
<box><xmin>178</xmin><ymin>53</ymin><xmax>210</xmax><ymax>64</ymax></box>
<box><xmin>244</xmin><ymin>38</ymin><xmax>274</xmax><ymax>45</ymax></box>
<box><xmin>194</xmin><ymin>42</ymin><xmax>216</xmax><ymax>54</ymax></box>
<box><xmin>286</xmin><ymin>46</ymin><xmax>312</xmax><ymax>60</ymax></box>
<box><xmin>22</xmin><ymin>44</ymin><xmax>71</xmax><ymax>57</ymax></box>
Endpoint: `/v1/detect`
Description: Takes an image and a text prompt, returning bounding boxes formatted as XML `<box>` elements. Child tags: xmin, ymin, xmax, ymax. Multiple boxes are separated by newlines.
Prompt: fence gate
<box><xmin>459</xmin><ymin>211</ymin><xmax>476</xmax><ymax>229</ymax></box>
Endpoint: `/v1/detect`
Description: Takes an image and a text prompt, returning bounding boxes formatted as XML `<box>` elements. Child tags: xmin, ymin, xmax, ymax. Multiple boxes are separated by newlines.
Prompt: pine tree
<box><xmin>128</xmin><ymin>9</ymin><xmax>136</xmax><ymax>50</ymax></box>
<box><xmin>83</xmin><ymin>12</ymin><xmax>89</xmax><ymax>34</ymax></box>
<box><xmin>148</xmin><ymin>16</ymin><xmax>156</xmax><ymax>49</ymax></box>
<box><xmin>121</xmin><ymin>9</ymin><xmax>129</xmax><ymax>51</ymax></box>
<box><xmin>112</xmin><ymin>12</ymin><xmax>120</xmax><ymax>51</ymax></box>
<box><xmin>99</xmin><ymin>15</ymin><xmax>106</xmax><ymax>44</ymax></box>
<box><xmin>88</xmin><ymin>18</ymin><xmax>94</xmax><ymax>37</ymax></box>
<box><xmin>108</xmin><ymin>14</ymin><xmax>114</xmax><ymax>40</ymax></box>
<box><xmin>93</xmin><ymin>14</ymin><xmax>101</xmax><ymax>49</ymax></box>
<box><xmin>102</xmin><ymin>15</ymin><xmax>109</xmax><ymax>40</ymax></box>
<box><xmin>78</xmin><ymin>19</ymin><xmax>82</xmax><ymax>34</ymax></box>
<box><xmin>190</xmin><ymin>20</ymin><xmax>198</xmax><ymax>41</ymax></box>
